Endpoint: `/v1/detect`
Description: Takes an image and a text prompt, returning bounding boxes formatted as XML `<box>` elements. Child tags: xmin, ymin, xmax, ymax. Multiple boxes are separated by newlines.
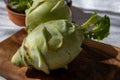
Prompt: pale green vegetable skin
<box><xmin>26</xmin><ymin>0</ymin><xmax>71</xmax><ymax>33</ymax></box>
<box><xmin>11</xmin><ymin>0</ymin><xmax>110</xmax><ymax>74</ymax></box>
<box><xmin>11</xmin><ymin>20</ymin><xmax>84</xmax><ymax>74</ymax></box>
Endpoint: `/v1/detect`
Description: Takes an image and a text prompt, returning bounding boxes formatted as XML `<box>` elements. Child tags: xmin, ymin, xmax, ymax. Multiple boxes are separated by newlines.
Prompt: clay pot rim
<box><xmin>5</xmin><ymin>5</ymin><xmax>26</xmax><ymax>26</ymax></box>
<box><xmin>6</xmin><ymin>5</ymin><xmax>26</xmax><ymax>17</ymax></box>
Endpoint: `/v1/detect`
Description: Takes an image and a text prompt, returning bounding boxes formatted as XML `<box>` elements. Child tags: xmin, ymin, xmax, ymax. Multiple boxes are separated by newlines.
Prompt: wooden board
<box><xmin>0</xmin><ymin>29</ymin><xmax>120</xmax><ymax>80</ymax></box>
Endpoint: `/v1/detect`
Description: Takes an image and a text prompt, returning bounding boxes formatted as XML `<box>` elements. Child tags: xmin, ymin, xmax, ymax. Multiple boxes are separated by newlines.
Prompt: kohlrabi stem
<box><xmin>80</xmin><ymin>13</ymin><xmax>98</xmax><ymax>30</ymax></box>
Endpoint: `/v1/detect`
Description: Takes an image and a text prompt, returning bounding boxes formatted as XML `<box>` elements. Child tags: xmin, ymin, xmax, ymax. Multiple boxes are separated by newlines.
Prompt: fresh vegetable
<box><xmin>25</xmin><ymin>0</ymin><xmax>71</xmax><ymax>33</ymax></box>
<box><xmin>4</xmin><ymin>0</ymin><xmax>33</xmax><ymax>13</ymax></box>
<box><xmin>11</xmin><ymin>13</ymin><xmax>110</xmax><ymax>74</ymax></box>
<box><xmin>81</xmin><ymin>13</ymin><xmax>110</xmax><ymax>40</ymax></box>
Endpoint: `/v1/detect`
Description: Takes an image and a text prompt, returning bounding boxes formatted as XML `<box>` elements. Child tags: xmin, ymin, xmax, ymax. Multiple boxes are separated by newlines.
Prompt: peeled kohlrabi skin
<box><xmin>25</xmin><ymin>0</ymin><xmax>71</xmax><ymax>33</ymax></box>
<box><xmin>11</xmin><ymin>20</ymin><xmax>84</xmax><ymax>74</ymax></box>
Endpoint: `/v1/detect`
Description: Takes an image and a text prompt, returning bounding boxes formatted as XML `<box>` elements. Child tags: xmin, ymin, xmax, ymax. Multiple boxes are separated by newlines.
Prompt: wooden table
<box><xmin>0</xmin><ymin>29</ymin><xmax>120</xmax><ymax>80</ymax></box>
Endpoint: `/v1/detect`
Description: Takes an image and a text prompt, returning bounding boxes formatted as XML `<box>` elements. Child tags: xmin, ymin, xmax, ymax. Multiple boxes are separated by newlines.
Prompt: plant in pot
<box><xmin>4</xmin><ymin>0</ymin><xmax>71</xmax><ymax>26</ymax></box>
<box><xmin>4</xmin><ymin>0</ymin><xmax>33</xmax><ymax>26</ymax></box>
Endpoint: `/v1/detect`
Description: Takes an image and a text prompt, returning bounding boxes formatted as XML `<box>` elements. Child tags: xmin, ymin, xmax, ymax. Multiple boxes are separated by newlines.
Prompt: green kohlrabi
<box><xmin>11</xmin><ymin>13</ymin><xmax>110</xmax><ymax>74</ymax></box>
<box><xmin>25</xmin><ymin>0</ymin><xmax>71</xmax><ymax>33</ymax></box>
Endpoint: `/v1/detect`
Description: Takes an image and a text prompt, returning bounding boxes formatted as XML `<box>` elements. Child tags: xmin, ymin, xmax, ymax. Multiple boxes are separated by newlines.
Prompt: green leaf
<box><xmin>9</xmin><ymin>0</ymin><xmax>33</xmax><ymax>13</ymax></box>
<box><xmin>85</xmin><ymin>15</ymin><xmax>110</xmax><ymax>40</ymax></box>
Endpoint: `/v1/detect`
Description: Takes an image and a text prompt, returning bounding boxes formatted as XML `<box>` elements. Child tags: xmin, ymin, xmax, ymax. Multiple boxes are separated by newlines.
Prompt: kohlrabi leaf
<box><xmin>80</xmin><ymin>13</ymin><xmax>110</xmax><ymax>40</ymax></box>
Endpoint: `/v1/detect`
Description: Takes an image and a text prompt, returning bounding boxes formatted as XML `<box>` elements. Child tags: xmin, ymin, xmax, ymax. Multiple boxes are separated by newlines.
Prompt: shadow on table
<box><xmin>26</xmin><ymin>47</ymin><xmax>120</xmax><ymax>80</ymax></box>
<box><xmin>25</xmin><ymin>40</ymin><xmax>120</xmax><ymax>80</ymax></box>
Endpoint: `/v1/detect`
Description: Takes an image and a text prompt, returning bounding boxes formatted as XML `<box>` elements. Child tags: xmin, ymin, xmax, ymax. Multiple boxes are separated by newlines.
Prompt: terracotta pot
<box><xmin>6</xmin><ymin>6</ymin><xmax>26</xmax><ymax>26</ymax></box>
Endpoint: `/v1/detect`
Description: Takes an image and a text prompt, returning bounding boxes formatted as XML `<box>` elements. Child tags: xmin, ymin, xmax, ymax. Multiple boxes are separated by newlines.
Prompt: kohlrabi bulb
<box><xmin>25</xmin><ymin>0</ymin><xmax>71</xmax><ymax>33</ymax></box>
<box><xmin>11</xmin><ymin>20</ymin><xmax>84</xmax><ymax>74</ymax></box>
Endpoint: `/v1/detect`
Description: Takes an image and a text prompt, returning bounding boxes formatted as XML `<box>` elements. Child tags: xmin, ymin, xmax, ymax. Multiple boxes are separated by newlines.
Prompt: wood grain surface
<box><xmin>0</xmin><ymin>29</ymin><xmax>120</xmax><ymax>80</ymax></box>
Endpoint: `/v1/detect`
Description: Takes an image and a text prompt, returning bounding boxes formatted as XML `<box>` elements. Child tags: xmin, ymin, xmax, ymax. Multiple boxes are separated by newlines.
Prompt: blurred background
<box><xmin>0</xmin><ymin>0</ymin><xmax>120</xmax><ymax>79</ymax></box>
